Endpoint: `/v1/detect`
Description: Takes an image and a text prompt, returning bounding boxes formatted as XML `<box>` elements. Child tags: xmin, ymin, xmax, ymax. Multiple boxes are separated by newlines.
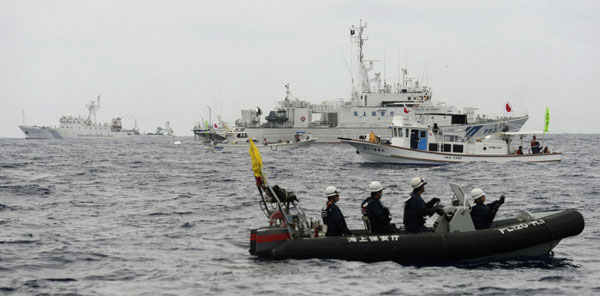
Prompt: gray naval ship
<box><xmin>19</xmin><ymin>96</ymin><xmax>140</xmax><ymax>139</ymax></box>
<box><xmin>232</xmin><ymin>21</ymin><xmax>528</xmax><ymax>143</ymax></box>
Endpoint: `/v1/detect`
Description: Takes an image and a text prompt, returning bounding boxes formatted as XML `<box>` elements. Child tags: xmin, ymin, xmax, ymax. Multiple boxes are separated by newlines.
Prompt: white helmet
<box><xmin>369</xmin><ymin>181</ymin><xmax>384</xmax><ymax>192</ymax></box>
<box><xmin>470</xmin><ymin>188</ymin><xmax>486</xmax><ymax>200</ymax></box>
<box><xmin>325</xmin><ymin>186</ymin><xmax>340</xmax><ymax>197</ymax></box>
<box><xmin>410</xmin><ymin>177</ymin><xmax>427</xmax><ymax>189</ymax></box>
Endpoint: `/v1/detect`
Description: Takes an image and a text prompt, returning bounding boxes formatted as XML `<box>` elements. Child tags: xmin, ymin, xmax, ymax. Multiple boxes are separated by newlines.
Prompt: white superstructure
<box><xmin>19</xmin><ymin>96</ymin><xmax>140</xmax><ymax>139</ymax></box>
<box><xmin>234</xmin><ymin>21</ymin><xmax>528</xmax><ymax>143</ymax></box>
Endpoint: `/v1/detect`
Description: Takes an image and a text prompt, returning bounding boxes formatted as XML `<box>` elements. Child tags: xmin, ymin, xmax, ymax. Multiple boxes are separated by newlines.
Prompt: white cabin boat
<box><xmin>206</xmin><ymin>127</ymin><xmax>317</xmax><ymax>151</ymax></box>
<box><xmin>339</xmin><ymin>116</ymin><xmax>561</xmax><ymax>165</ymax></box>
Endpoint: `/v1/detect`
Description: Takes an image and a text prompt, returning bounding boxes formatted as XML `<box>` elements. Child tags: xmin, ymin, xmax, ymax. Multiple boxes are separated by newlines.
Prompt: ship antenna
<box><xmin>383</xmin><ymin>49</ymin><xmax>386</xmax><ymax>90</ymax></box>
<box><xmin>402</xmin><ymin>49</ymin><xmax>408</xmax><ymax>89</ymax></box>
<box><xmin>207</xmin><ymin>105</ymin><xmax>212</xmax><ymax>131</ymax></box>
<box><xmin>339</xmin><ymin>48</ymin><xmax>354</xmax><ymax>87</ymax></box>
<box><xmin>397</xmin><ymin>48</ymin><xmax>400</xmax><ymax>92</ymax></box>
<box><xmin>22</xmin><ymin>109</ymin><xmax>25</xmax><ymax>125</ymax></box>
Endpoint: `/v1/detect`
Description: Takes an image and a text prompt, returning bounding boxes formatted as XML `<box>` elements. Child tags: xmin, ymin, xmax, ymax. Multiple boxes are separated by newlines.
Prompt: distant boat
<box><xmin>339</xmin><ymin>115</ymin><xmax>561</xmax><ymax>165</ymax></box>
<box><xmin>19</xmin><ymin>96</ymin><xmax>140</xmax><ymax>139</ymax></box>
<box><xmin>147</xmin><ymin>121</ymin><xmax>175</xmax><ymax>137</ymax></box>
<box><xmin>207</xmin><ymin>127</ymin><xmax>316</xmax><ymax>151</ymax></box>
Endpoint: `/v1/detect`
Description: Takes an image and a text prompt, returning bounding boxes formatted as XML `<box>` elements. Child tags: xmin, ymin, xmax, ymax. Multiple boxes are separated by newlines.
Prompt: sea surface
<box><xmin>1</xmin><ymin>134</ymin><xmax>599</xmax><ymax>295</ymax></box>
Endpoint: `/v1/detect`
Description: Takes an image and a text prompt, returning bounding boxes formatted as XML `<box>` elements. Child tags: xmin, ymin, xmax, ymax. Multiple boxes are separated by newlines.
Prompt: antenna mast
<box><xmin>397</xmin><ymin>48</ymin><xmax>400</xmax><ymax>91</ymax></box>
<box><xmin>86</xmin><ymin>95</ymin><xmax>100</xmax><ymax>124</ymax></box>
<box><xmin>383</xmin><ymin>50</ymin><xmax>386</xmax><ymax>90</ymax></box>
<box><xmin>349</xmin><ymin>20</ymin><xmax>368</xmax><ymax>105</ymax></box>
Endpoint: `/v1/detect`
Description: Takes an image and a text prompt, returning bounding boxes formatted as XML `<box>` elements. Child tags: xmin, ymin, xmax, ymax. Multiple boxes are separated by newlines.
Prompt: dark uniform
<box><xmin>470</xmin><ymin>201</ymin><xmax>501</xmax><ymax>230</ymax></box>
<box><xmin>403</xmin><ymin>192</ymin><xmax>438</xmax><ymax>233</ymax></box>
<box><xmin>321</xmin><ymin>201</ymin><xmax>351</xmax><ymax>236</ymax></box>
<box><xmin>361</xmin><ymin>197</ymin><xmax>393</xmax><ymax>234</ymax></box>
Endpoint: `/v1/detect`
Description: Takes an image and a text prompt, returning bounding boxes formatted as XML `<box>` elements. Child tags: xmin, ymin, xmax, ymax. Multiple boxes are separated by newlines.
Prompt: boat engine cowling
<box><xmin>433</xmin><ymin>205</ymin><xmax>476</xmax><ymax>233</ymax></box>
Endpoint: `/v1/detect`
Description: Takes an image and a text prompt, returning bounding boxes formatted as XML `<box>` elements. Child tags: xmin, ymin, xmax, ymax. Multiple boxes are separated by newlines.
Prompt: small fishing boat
<box><xmin>247</xmin><ymin>142</ymin><xmax>584</xmax><ymax>264</ymax></box>
<box><xmin>208</xmin><ymin>127</ymin><xmax>316</xmax><ymax>151</ymax></box>
<box><xmin>339</xmin><ymin>115</ymin><xmax>561</xmax><ymax>165</ymax></box>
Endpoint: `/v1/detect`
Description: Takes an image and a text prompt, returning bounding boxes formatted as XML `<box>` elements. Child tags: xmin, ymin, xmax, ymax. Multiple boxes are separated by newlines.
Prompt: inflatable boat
<box><xmin>246</xmin><ymin>138</ymin><xmax>584</xmax><ymax>264</ymax></box>
<box><xmin>249</xmin><ymin>183</ymin><xmax>584</xmax><ymax>264</ymax></box>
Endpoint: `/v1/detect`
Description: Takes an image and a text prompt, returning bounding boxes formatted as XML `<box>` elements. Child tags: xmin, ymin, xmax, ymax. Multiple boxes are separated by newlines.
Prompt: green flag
<box><xmin>544</xmin><ymin>108</ymin><xmax>550</xmax><ymax>132</ymax></box>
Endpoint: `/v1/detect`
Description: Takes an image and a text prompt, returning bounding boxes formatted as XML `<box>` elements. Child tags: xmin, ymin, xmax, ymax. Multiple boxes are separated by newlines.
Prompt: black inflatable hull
<box><xmin>267</xmin><ymin>210</ymin><xmax>584</xmax><ymax>263</ymax></box>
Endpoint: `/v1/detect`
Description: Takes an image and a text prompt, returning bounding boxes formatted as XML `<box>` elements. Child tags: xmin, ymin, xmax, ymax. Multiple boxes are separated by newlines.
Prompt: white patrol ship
<box><xmin>234</xmin><ymin>21</ymin><xmax>528</xmax><ymax>143</ymax></box>
<box><xmin>19</xmin><ymin>96</ymin><xmax>140</xmax><ymax>139</ymax></box>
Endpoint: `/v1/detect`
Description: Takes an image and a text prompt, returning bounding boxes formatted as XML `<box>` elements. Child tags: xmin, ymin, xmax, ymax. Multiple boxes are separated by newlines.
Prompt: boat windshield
<box><xmin>392</xmin><ymin>127</ymin><xmax>404</xmax><ymax>137</ymax></box>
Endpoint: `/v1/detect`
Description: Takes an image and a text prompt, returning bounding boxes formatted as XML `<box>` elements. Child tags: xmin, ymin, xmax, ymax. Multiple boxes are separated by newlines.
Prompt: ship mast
<box><xmin>285</xmin><ymin>83</ymin><xmax>291</xmax><ymax>101</ymax></box>
<box><xmin>350</xmin><ymin>20</ymin><xmax>368</xmax><ymax>106</ymax></box>
<box><xmin>86</xmin><ymin>95</ymin><xmax>100</xmax><ymax>124</ymax></box>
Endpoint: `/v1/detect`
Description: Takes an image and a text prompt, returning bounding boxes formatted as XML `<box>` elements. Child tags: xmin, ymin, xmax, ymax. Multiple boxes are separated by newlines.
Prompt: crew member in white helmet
<box><xmin>403</xmin><ymin>177</ymin><xmax>445</xmax><ymax>233</ymax></box>
<box><xmin>321</xmin><ymin>186</ymin><xmax>352</xmax><ymax>236</ymax></box>
<box><xmin>361</xmin><ymin>181</ymin><xmax>396</xmax><ymax>234</ymax></box>
<box><xmin>470</xmin><ymin>188</ymin><xmax>505</xmax><ymax>230</ymax></box>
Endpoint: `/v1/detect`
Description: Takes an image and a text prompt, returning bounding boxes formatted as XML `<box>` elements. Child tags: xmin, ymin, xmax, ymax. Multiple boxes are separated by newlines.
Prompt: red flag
<box><xmin>505</xmin><ymin>103</ymin><xmax>512</xmax><ymax>113</ymax></box>
<box><xmin>403</xmin><ymin>106</ymin><xmax>409</xmax><ymax>113</ymax></box>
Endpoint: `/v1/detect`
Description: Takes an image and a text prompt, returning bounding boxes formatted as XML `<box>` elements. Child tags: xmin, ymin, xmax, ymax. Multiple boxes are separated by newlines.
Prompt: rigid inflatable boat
<box><xmin>249</xmin><ymin>183</ymin><xmax>584</xmax><ymax>264</ymax></box>
<box><xmin>247</xmin><ymin>138</ymin><xmax>584</xmax><ymax>264</ymax></box>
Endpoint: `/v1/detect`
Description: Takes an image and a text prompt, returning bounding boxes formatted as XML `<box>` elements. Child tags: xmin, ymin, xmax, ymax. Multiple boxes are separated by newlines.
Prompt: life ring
<box><xmin>300</xmin><ymin>116</ymin><xmax>306</xmax><ymax>122</ymax></box>
<box><xmin>269</xmin><ymin>211</ymin><xmax>286</xmax><ymax>227</ymax></box>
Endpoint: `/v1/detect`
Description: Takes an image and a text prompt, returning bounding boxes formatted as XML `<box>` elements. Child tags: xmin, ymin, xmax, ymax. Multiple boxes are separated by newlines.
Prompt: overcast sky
<box><xmin>1</xmin><ymin>0</ymin><xmax>599</xmax><ymax>138</ymax></box>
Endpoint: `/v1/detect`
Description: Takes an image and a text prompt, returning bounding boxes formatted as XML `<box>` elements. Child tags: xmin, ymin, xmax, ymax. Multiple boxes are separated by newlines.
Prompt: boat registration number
<box><xmin>444</xmin><ymin>156</ymin><xmax>462</xmax><ymax>160</ymax></box>
<box><xmin>497</xmin><ymin>219</ymin><xmax>545</xmax><ymax>234</ymax></box>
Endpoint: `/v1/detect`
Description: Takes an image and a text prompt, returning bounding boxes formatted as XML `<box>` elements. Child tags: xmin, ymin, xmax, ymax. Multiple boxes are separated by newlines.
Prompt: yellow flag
<box><xmin>249</xmin><ymin>139</ymin><xmax>263</xmax><ymax>178</ymax></box>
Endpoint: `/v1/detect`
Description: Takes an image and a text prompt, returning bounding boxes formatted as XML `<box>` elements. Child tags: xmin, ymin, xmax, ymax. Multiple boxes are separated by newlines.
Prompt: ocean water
<box><xmin>0</xmin><ymin>134</ymin><xmax>599</xmax><ymax>295</ymax></box>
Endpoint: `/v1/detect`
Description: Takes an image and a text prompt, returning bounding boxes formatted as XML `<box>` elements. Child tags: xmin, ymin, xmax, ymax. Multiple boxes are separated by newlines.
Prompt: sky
<box><xmin>1</xmin><ymin>0</ymin><xmax>599</xmax><ymax>138</ymax></box>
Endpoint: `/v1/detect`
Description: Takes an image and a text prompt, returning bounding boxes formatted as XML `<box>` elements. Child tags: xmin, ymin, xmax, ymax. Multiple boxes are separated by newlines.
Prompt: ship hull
<box><xmin>341</xmin><ymin>139</ymin><xmax>562</xmax><ymax>165</ymax></box>
<box><xmin>243</xmin><ymin>116</ymin><xmax>529</xmax><ymax>143</ymax></box>
<box><xmin>19</xmin><ymin>125</ymin><xmax>139</xmax><ymax>139</ymax></box>
<box><xmin>208</xmin><ymin>139</ymin><xmax>316</xmax><ymax>151</ymax></box>
<box><xmin>19</xmin><ymin>125</ymin><xmax>62</xmax><ymax>139</ymax></box>
<box><xmin>55</xmin><ymin>127</ymin><xmax>139</xmax><ymax>138</ymax></box>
